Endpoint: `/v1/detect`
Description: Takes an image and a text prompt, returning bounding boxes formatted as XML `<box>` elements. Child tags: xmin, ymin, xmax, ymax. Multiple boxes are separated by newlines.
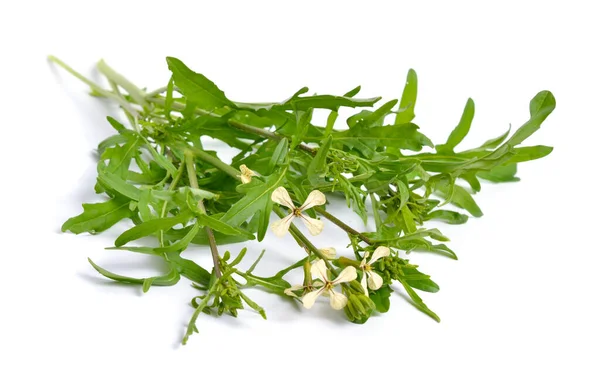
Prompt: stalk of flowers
<box><xmin>284</xmin><ymin>248</ymin><xmax>337</xmax><ymax>298</ymax></box>
<box><xmin>302</xmin><ymin>259</ymin><xmax>357</xmax><ymax>310</ymax></box>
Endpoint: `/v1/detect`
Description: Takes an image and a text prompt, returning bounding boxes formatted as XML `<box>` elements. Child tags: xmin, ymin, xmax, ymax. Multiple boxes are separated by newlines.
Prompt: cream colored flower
<box><xmin>359</xmin><ymin>246</ymin><xmax>389</xmax><ymax>294</ymax></box>
<box><xmin>302</xmin><ymin>260</ymin><xmax>357</xmax><ymax>310</ymax></box>
<box><xmin>239</xmin><ymin>164</ymin><xmax>256</xmax><ymax>184</ymax></box>
<box><xmin>283</xmin><ymin>281</ymin><xmax>323</xmax><ymax>298</ymax></box>
<box><xmin>319</xmin><ymin>247</ymin><xmax>336</xmax><ymax>260</ymax></box>
<box><xmin>271</xmin><ymin>187</ymin><xmax>326</xmax><ymax>237</ymax></box>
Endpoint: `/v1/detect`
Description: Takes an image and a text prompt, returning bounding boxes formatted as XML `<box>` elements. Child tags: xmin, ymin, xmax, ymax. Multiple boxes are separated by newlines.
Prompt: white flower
<box><xmin>302</xmin><ymin>260</ymin><xmax>357</xmax><ymax>310</ymax></box>
<box><xmin>239</xmin><ymin>164</ymin><xmax>256</xmax><ymax>184</ymax></box>
<box><xmin>359</xmin><ymin>246</ymin><xmax>389</xmax><ymax>295</ymax></box>
<box><xmin>319</xmin><ymin>247</ymin><xmax>336</xmax><ymax>260</ymax></box>
<box><xmin>283</xmin><ymin>281</ymin><xmax>323</xmax><ymax>298</ymax></box>
<box><xmin>271</xmin><ymin>187</ymin><xmax>326</xmax><ymax>237</ymax></box>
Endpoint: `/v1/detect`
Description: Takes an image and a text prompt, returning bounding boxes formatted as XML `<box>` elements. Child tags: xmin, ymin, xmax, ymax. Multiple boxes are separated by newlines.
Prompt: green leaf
<box><xmin>114</xmin><ymin>209</ymin><xmax>193</xmax><ymax>247</ymax></box>
<box><xmin>155</xmin><ymin>222</ymin><xmax>201</xmax><ymax>252</ymax></box>
<box><xmin>506</xmin><ymin>145</ymin><xmax>553</xmax><ymax>164</ymax></box>
<box><xmin>395</xmin><ymin>69</ymin><xmax>418</xmax><ymax>124</ymax></box>
<box><xmin>106</xmin><ymin>247</ymin><xmax>211</xmax><ymax>286</ymax></box>
<box><xmin>222</xmin><ymin>169</ymin><xmax>287</xmax><ymax>226</ymax></box>
<box><xmin>370</xmin><ymin>285</ymin><xmax>393</xmax><ymax>313</ymax></box>
<box><xmin>477</xmin><ymin>163</ymin><xmax>520</xmax><ymax>182</ymax></box>
<box><xmin>87</xmin><ymin>258</ymin><xmax>180</xmax><ymax>292</ymax></box>
<box><xmin>332</xmin><ymin>123</ymin><xmax>433</xmax><ymax>152</ymax></box>
<box><xmin>196</xmin><ymin>214</ymin><xmax>255</xmax><ymax>239</ymax></box>
<box><xmin>425</xmin><ymin>209</ymin><xmax>469</xmax><ymax>224</ymax></box>
<box><xmin>62</xmin><ymin>197</ymin><xmax>134</xmax><ymax>234</ymax></box>
<box><xmin>505</xmin><ymin>90</ymin><xmax>555</xmax><ymax>146</ymax></box>
<box><xmin>436</xmin><ymin>183</ymin><xmax>483</xmax><ymax>217</ymax></box>
<box><xmin>97</xmin><ymin>166</ymin><xmax>141</xmax><ymax>201</ymax></box>
<box><xmin>437</xmin><ymin>98</ymin><xmax>475</xmax><ymax>152</ymax></box>
<box><xmin>243</xmin><ymin>273</ymin><xmax>291</xmax><ymax>295</ymax></box>
<box><xmin>268</xmin><ymin>138</ymin><xmax>289</xmax><ymax>173</ymax></box>
<box><xmin>402</xmin><ymin>267</ymin><xmax>440</xmax><ymax>293</ymax></box>
<box><xmin>166</xmin><ymin>57</ymin><xmax>235</xmax><ymax>110</ymax></box>
<box><xmin>307</xmin><ymin>136</ymin><xmax>332</xmax><ymax>186</ymax></box>
<box><xmin>398</xmin><ymin>279</ymin><xmax>440</xmax><ymax>322</ymax></box>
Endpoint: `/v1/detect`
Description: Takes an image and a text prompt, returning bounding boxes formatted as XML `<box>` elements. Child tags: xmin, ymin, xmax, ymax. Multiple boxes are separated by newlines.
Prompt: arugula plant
<box><xmin>50</xmin><ymin>55</ymin><xmax>554</xmax><ymax>343</ymax></box>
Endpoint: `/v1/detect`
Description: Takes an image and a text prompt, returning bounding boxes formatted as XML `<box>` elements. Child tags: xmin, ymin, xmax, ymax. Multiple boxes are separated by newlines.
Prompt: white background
<box><xmin>1</xmin><ymin>1</ymin><xmax>598</xmax><ymax>391</ymax></box>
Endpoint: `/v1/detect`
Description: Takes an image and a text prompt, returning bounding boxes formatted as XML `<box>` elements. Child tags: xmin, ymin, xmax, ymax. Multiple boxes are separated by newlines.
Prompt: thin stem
<box><xmin>184</xmin><ymin>145</ymin><xmax>241</xmax><ymax>180</ymax></box>
<box><xmin>159</xmin><ymin>162</ymin><xmax>186</xmax><ymax>246</ymax></box>
<box><xmin>147</xmin><ymin>96</ymin><xmax>317</xmax><ymax>155</ymax></box>
<box><xmin>186</xmin><ymin>152</ymin><xmax>222</xmax><ymax>278</ymax></box>
<box><xmin>48</xmin><ymin>55</ymin><xmax>136</xmax><ymax>112</ymax></box>
<box><xmin>228</xmin><ymin>120</ymin><xmax>316</xmax><ymax>155</ymax></box>
<box><xmin>314</xmin><ymin>206</ymin><xmax>373</xmax><ymax>245</ymax></box>
<box><xmin>97</xmin><ymin>59</ymin><xmax>148</xmax><ymax>108</ymax></box>
<box><xmin>273</xmin><ymin>206</ymin><xmax>330</xmax><ymax>265</ymax></box>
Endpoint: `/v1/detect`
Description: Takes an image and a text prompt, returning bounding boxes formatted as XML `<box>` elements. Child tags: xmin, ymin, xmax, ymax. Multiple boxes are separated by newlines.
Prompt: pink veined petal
<box><xmin>368</xmin><ymin>246</ymin><xmax>390</xmax><ymax>265</ymax></box>
<box><xmin>367</xmin><ymin>271</ymin><xmax>384</xmax><ymax>291</ymax></box>
<box><xmin>360</xmin><ymin>272</ymin><xmax>369</xmax><ymax>295</ymax></box>
<box><xmin>311</xmin><ymin>259</ymin><xmax>329</xmax><ymax>283</ymax></box>
<box><xmin>271</xmin><ymin>187</ymin><xmax>295</xmax><ymax>210</ymax></box>
<box><xmin>329</xmin><ymin>290</ymin><xmax>348</xmax><ymax>310</ymax></box>
<box><xmin>299</xmin><ymin>190</ymin><xmax>326</xmax><ymax>211</ymax></box>
<box><xmin>270</xmin><ymin>214</ymin><xmax>295</xmax><ymax>237</ymax></box>
<box><xmin>302</xmin><ymin>287</ymin><xmax>325</xmax><ymax>309</ymax></box>
<box><xmin>300</xmin><ymin>214</ymin><xmax>324</xmax><ymax>236</ymax></box>
<box><xmin>332</xmin><ymin>266</ymin><xmax>358</xmax><ymax>285</ymax></box>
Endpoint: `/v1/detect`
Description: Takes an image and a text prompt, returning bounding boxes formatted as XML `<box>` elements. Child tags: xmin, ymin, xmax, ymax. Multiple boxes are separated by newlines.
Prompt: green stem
<box><xmin>314</xmin><ymin>206</ymin><xmax>373</xmax><ymax>245</ymax></box>
<box><xmin>273</xmin><ymin>206</ymin><xmax>330</xmax><ymax>265</ymax></box>
<box><xmin>97</xmin><ymin>59</ymin><xmax>148</xmax><ymax>108</ymax></box>
<box><xmin>159</xmin><ymin>162</ymin><xmax>186</xmax><ymax>246</ymax></box>
<box><xmin>184</xmin><ymin>145</ymin><xmax>241</xmax><ymax>180</ymax></box>
<box><xmin>186</xmin><ymin>152</ymin><xmax>222</xmax><ymax>278</ymax></box>
<box><xmin>228</xmin><ymin>120</ymin><xmax>316</xmax><ymax>155</ymax></box>
<box><xmin>48</xmin><ymin>55</ymin><xmax>136</xmax><ymax>113</ymax></box>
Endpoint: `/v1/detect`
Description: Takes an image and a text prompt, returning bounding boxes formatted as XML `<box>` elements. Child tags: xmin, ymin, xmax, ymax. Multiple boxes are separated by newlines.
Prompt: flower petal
<box><xmin>332</xmin><ymin>266</ymin><xmax>358</xmax><ymax>285</ymax></box>
<box><xmin>311</xmin><ymin>259</ymin><xmax>329</xmax><ymax>283</ymax></box>
<box><xmin>302</xmin><ymin>287</ymin><xmax>325</xmax><ymax>309</ymax></box>
<box><xmin>299</xmin><ymin>190</ymin><xmax>326</xmax><ymax>211</ymax></box>
<box><xmin>239</xmin><ymin>164</ymin><xmax>255</xmax><ymax>184</ymax></box>
<box><xmin>284</xmin><ymin>284</ymin><xmax>304</xmax><ymax>298</ymax></box>
<box><xmin>271</xmin><ymin>187</ymin><xmax>295</xmax><ymax>210</ymax></box>
<box><xmin>360</xmin><ymin>272</ymin><xmax>369</xmax><ymax>295</ymax></box>
<box><xmin>367</xmin><ymin>271</ymin><xmax>384</xmax><ymax>291</ymax></box>
<box><xmin>300</xmin><ymin>214</ymin><xmax>324</xmax><ymax>236</ymax></box>
<box><xmin>319</xmin><ymin>247</ymin><xmax>337</xmax><ymax>260</ymax></box>
<box><xmin>270</xmin><ymin>214</ymin><xmax>295</xmax><ymax>237</ymax></box>
<box><xmin>368</xmin><ymin>246</ymin><xmax>390</xmax><ymax>265</ymax></box>
<box><xmin>329</xmin><ymin>290</ymin><xmax>348</xmax><ymax>310</ymax></box>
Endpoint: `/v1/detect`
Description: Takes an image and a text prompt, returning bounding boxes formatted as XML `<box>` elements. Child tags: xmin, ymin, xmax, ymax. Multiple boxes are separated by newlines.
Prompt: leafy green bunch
<box><xmin>51</xmin><ymin>55</ymin><xmax>554</xmax><ymax>344</ymax></box>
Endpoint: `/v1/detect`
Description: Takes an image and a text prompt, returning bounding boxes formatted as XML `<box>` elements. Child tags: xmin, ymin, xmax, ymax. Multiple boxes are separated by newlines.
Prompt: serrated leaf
<box><xmin>62</xmin><ymin>197</ymin><xmax>134</xmax><ymax>234</ymax></box>
<box><xmin>114</xmin><ymin>209</ymin><xmax>194</xmax><ymax>247</ymax></box>
<box><xmin>88</xmin><ymin>258</ymin><xmax>180</xmax><ymax>291</ymax></box>
<box><xmin>166</xmin><ymin>56</ymin><xmax>235</xmax><ymax>111</ymax></box>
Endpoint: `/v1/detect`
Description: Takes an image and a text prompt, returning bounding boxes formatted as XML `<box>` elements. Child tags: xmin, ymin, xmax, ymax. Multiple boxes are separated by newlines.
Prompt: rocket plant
<box><xmin>50</xmin><ymin>55</ymin><xmax>555</xmax><ymax>344</ymax></box>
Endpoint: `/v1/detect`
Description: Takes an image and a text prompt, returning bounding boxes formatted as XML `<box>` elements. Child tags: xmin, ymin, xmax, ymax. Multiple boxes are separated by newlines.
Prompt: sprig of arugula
<box><xmin>50</xmin><ymin>55</ymin><xmax>554</xmax><ymax>344</ymax></box>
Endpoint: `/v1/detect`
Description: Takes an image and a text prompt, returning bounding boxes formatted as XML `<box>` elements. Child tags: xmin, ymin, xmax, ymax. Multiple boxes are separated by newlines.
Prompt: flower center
<box><xmin>293</xmin><ymin>208</ymin><xmax>303</xmax><ymax>217</ymax></box>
